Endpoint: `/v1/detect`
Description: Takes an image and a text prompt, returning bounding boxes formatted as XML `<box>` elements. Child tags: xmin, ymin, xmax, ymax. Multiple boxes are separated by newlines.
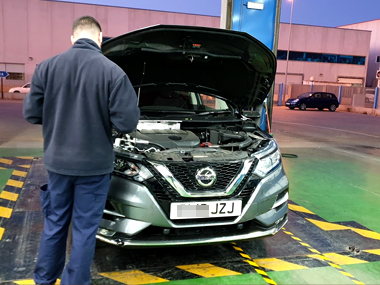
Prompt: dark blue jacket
<box><xmin>23</xmin><ymin>38</ymin><xmax>140</xmax><ymax>176</ymax></box>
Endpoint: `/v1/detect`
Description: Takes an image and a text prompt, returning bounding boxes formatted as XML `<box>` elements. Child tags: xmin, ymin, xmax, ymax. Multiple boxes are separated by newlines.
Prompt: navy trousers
<box><xmin>34</xmin><ymin>171</ymin><xmax>110</xmax><ymax>285</ymax></box>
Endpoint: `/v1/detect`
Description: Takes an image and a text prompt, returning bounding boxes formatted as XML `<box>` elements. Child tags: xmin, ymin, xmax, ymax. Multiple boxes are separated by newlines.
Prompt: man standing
<box><xmin>23</xmin><ymin>16</ymin><xmax>140</xmax><ymax>285</ymax></box>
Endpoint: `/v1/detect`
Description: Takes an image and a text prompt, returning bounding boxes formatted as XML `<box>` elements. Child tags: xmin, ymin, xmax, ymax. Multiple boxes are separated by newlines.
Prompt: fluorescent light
<box><xmin>247</xmin><ymin>2</ymin><xmax>264</xmax><ymax>10</ymax></box>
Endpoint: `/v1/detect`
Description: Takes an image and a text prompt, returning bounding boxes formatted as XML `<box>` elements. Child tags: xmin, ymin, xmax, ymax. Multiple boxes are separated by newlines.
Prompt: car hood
<box><xmin>102</xmin><ymin>25</ymin><xmax>276</xmax><ymax>109</ymax></box>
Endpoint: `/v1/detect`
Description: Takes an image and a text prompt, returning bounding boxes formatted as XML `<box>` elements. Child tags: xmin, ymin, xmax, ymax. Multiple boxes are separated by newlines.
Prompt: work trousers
<box><xmin>33</xmin><ymin>171</ymin><xmax>110</xmax><ymax>285</ymax></box>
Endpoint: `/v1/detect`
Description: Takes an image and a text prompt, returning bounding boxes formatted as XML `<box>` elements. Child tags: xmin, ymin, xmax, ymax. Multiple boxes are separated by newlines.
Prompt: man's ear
<box><xmin>71</xmin><ymin>35</ymin><xmax>76</xmax><ymax>45</ymax></box>
<box><xmin>98</xmin><ymin>32</ymin><xmax>103</xmax><ymax>47</ymax></box>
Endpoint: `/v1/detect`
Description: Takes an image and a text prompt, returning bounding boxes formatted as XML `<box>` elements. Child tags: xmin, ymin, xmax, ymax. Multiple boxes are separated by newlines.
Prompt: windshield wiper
<box><xmin>140</xmin><ymin>109</ymin><xmax>196</xmax><ymax>114</ymax></box>
<box><xmin>196</xmin><ymin>110</ymin><xmax>233</xmax><ymax>115</ymax></box>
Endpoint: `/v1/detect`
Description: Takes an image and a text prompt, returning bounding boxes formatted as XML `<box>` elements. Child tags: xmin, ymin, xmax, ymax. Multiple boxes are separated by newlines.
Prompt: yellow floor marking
<box><xmin>0</xmin><ymin>227</ymin><xmax>4</xmax><ymax>240</ymax></box>
<box><xmin>14</xmin><ymin>279</ymin><xmax>60</xmax><ymax>284</ymax></box>
<box><xmin>351</xmin><ymin>228</ymin><xmax>380</xmax><ymax>240</ymax></box>
<box><xmin>363</xmin><ymin>249</ymin><xmax>380</xmax><ymax>255</ymax></box>
<box><xmin>0</xmin><ymin>206</ymin><xmax>12</xmax><ymax>218</ymax></box>
<box><xmin>177</xmin><ymin>263</ymin><xmax>241</xmax><ymax>278</ymax></box>
<box><xmin>0</xmin><ymin>167</ymin><xmax>5</xmax><ymax>170</ymax></box>
<box><xmin>12</xmin><ymin>170</ymin><xmax>28</xmax><ymax>177</ymax></box>
<box><xmin>288</xmin><ymin>204</ymin><xmax>315</xmax><ymax>214</ymax></box>
<box><xmin>100</xmin><ymin>270</ymin><xmax>168</xmax><ymax>284</ymax></box>
<box><xmin>307</xmin><ymin>219</ymin><xmax>380</xmax><ymax>240</ymax></box>
<box><xmin>0</xmin><ymin>190</ymin><xmax>19</xmax><ymax>201</ymax></box>
<box><xmin>0</xmin><ymin>158</ymin><xmax>12</xmax><ymax>165</ymax></box>
<box><xmin>307</xmin><ymin>219</ymin><xmax>350</xmax><ymax>231</ymax></box>
<box><xmin>18</xmin><ymin>165</ymin><xmax>31</xmax><ymax>169</ymax></box>
<box><xmin>6</xmin><ymin>179</ymin><xmax>24</xmax><ymax>188</ymax></box>
<box><xmin>240</xmin><ymin>253</ymin><xmax>251</xmax><ymax>259</ymax></box>
<box><xmin>308</xmin><ymin>253</ymin><xmax>368</xmax><ymax>265</ymax></box>
<box><xmin>16</xmin><ymin>156</ymin><xmax>34</xmax><ymax>159</ymax></box>
<box><xmin>253</xmin><ymin>258</ymin><xmax>308</xmax><ymax>271</ymax></box>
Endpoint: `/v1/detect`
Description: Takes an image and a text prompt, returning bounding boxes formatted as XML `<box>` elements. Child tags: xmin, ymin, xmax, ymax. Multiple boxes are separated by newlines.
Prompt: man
<box><xmin>23</xmin><ymin>16</ymin><xmax>140</xmax><ymax>285</ymax></box>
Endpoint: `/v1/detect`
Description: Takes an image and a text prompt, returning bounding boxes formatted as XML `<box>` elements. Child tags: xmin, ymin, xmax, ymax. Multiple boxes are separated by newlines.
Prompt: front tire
<box><xmin>299</xmin><ymin>103</ymin><xmax>307</xmax><ymax>111</ymax></box>
<box><xmin>329</xmin><ymin>104</ymin><xmax>337</xmax><ymax>112</ymax></box>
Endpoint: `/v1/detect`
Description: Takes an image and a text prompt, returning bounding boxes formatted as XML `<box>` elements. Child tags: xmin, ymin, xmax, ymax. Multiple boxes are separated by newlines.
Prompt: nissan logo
<box><xmin>195</xmin><ymin>167</ymin><xmax>217</xmax><ymax>187</ymax></box>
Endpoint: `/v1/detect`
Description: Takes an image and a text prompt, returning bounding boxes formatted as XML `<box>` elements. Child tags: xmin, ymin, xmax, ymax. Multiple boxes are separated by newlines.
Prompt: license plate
<box><xmin>170</xmin><ymin>200</ymin><xmax>242</xmax><ymax>219</ymax></box>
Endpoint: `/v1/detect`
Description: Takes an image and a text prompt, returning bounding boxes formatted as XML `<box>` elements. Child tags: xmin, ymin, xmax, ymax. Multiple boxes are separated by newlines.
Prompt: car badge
<box><xmin>195</xmin><ymin>167</ymin><xmax>217</xmax><ymax>187</ymax></box>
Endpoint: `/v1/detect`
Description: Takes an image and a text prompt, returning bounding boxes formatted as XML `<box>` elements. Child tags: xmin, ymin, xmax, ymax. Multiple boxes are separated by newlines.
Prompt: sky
<box><xmin>280</xmin><ymin>0</ymin><xmax>380</xmax><ymax>27</ymax></box>
<box><xmin>49</xmin><ymin>0</ymin><xmax>380</xmax><ymax>28</ymax></box>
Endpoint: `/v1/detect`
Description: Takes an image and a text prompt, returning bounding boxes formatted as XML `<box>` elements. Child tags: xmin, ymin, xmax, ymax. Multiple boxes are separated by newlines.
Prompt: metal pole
<box><xmin>1</xmin><ymin>77</ymin><xmax>3</xmax><ymax>99</ymax></box>
<box><xmin>283</xmin><ymin>0</ymin><xmax>294</xmax><ymax>100</ymax></box>
<box><xmin>338</xmin><ymin>85</ymin><xmax>343</xmax><ymax>104</ymax></box>
<box><xmin>278</xmin><ymin>83</ymin><xmax>284</xmax><ymax>106</ymax></box>
<box><xmin>374</xmin><ymin>87</ymin><xmax>379</xmax><ymax>109</ymax></box>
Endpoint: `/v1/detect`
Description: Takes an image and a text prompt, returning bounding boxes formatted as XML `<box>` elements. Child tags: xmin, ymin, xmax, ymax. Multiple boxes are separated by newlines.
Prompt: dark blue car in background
<box><xmin>285</xmin><ymin>92</ymin><xmax>339</xmax><ymax>111</ymax></box>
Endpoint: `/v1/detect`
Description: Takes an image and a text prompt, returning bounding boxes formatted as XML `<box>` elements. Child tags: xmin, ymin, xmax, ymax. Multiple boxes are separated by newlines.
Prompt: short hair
<box><xmin>72</xmin><ymin>16</ymin><xmax>102</xmax><ymax>34</ymax></box>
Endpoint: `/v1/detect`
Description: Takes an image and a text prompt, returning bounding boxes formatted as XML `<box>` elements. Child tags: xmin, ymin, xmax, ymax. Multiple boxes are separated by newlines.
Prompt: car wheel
<box><xmin>318</xmin><ymin>107</ymin><xmax>324</xmax><ymax>111</ymax></box>
<box><xmin>288</xmin><ymin>107</ymin><xmax>295</xmax><ymax>110</ymax></box>
<box><xmin>329</xmin><ymin>104</ymin><xmax>337</xmax><ymax>112</ymax></box>
<box><xmin>299</xmin><ymin>103</ymin><xmax>307</xmax><ymax>110</ymax></box>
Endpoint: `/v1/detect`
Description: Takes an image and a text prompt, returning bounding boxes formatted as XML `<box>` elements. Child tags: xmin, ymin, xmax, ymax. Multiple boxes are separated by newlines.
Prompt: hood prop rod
<box><xmin>137</xmin><ymin>62</ymin><xmax>146</xmax><ymax>106</ymax></box>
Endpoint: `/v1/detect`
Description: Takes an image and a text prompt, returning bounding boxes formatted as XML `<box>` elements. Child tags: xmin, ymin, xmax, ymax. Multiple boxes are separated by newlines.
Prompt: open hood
<box><xmin>102</xmin><ymin>25</ymin><xmax>276</xmax><ymax>109</ymax></box>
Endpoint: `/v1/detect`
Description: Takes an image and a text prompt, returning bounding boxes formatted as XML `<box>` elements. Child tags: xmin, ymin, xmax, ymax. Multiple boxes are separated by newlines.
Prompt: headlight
<box><xmin>254</xmin><ymin>150</ymin><xmax>281</xmax><ymax>177</ymax></box>
<box><xmin>114</xmin><ymin>158</ymin><xmax>153</xmax><ymax>182</ymax></box>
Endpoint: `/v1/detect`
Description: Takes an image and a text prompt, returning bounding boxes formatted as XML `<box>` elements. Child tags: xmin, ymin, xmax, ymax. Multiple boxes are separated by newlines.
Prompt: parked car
<box><xmin>8</xmin><ymin>83</ymin><xmax>31</xmax><ymax>93</ymax></box>
<box><xmin>285</xmin><ymin>92</ymin><xmax>339</xmax><ymax>111</ymax></box>
<box><xmin>96</xmin><ymin>25</ymin><xmax>289</xmax><ymax>247</ymax></box>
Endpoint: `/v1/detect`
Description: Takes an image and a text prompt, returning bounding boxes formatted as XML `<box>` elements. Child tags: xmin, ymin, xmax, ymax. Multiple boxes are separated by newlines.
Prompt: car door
<box><xmin>308</xmin><ymin>93</ymin><xmax>321</xmax><ymax>108</ymax></box>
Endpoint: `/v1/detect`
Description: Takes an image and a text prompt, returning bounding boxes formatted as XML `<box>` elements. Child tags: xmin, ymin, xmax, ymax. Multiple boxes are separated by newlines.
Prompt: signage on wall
<box><xmin>44</xmin><ymin>0</ymin><xmax>221</xmax><ymax>17</ymax></box>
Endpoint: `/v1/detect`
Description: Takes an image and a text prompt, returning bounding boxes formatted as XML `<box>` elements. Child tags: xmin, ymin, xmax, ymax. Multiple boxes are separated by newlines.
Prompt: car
<box><xmin>8</xmin><ymin>82</ymin><xmax>31</xmax><ymax>93</ymax></box>
<box><xmin>96</xmin><ymin>25</ymin><xmax>289</xmax><ymax>247</ymax></box>
<box><xmin>285</xmin><ymin>92</ymin><xmax>339</xmax><ymax>111</ymax></box>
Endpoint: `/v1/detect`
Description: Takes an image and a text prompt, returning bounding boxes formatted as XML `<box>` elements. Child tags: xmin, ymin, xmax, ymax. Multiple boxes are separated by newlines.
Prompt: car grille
<box><xmin>165</xmin><ymin>162</ymin><xmax>242</xmax><ymax>191</ymax></box>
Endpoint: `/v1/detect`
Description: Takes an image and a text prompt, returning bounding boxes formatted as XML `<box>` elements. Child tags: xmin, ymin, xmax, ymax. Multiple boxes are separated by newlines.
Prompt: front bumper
<box><xmin>97</xmin><ymin>164</ymin><xmax>289</xmax><ymax>247</ymax></box>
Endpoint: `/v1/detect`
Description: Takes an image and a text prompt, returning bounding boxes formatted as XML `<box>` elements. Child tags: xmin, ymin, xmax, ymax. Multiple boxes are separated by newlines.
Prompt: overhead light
<box><xmin>247</xmin><ymin>2</ymin><xmax>264</xmax><ymax>10</ymax></box>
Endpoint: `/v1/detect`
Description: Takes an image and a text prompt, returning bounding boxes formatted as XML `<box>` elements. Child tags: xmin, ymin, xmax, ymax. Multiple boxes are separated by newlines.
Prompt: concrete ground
<box><xmin>0</xmin><ymin>101</ymin><xmax>380</xmax><ymax>284</ymax></box>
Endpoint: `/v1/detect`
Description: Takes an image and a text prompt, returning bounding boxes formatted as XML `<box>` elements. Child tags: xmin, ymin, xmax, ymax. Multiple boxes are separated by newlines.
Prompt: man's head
<box><xmin>71</xmin><ymin>16</ymin><xmax>102</xmax><ymax>47</ymax></box>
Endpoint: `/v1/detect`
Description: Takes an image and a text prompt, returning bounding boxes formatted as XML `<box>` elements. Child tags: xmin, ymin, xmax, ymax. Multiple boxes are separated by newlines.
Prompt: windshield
<box><xmin>297</xmin><ymin>93</ymin><xmax>312</xmax><ymax>99</ymax></box>
<box><xmin>137</xmin><ymin>89</ymin><xmax>231</xmax><ymax>113</ymax></box>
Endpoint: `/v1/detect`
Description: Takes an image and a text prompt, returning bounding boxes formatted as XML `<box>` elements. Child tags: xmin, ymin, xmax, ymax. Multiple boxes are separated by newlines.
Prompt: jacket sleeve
<box><xmin>109</xmin><ymin>74</ymin><xmax>140</xmax><ymax>133</ymax></box>
<box><xmin>23</xmin><ymin>66</ymin><xmax>44</xmax><ymax>125</ymax></box>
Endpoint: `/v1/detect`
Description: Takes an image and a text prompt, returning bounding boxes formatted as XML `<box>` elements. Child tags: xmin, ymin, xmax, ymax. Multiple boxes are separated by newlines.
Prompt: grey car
<box><xmin>96</xmin><ymin>25</ymin><xmax>289</xmax><ymax>247</ymax></box>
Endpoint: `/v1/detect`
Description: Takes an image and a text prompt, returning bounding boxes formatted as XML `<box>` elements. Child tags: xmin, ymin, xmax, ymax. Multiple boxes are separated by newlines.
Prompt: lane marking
<box><xmin>14</xmin><ymin>279</ymin><xmax>60</xmax><ymax>284</ymax></box>
<box><xmin>282</xmin><ymin>228</ymin><xmax>365</xmax><ymax>285</ymax></box>
<box><xmin>18</xmin><ymin>165</ymin><xmax>31</xmax><ymax>169</ymax></box>
<box><xmin>0</xmin><ymin>190</ymin><xmax>19</xmax><ymax>201</ymax></box>
<box><xmin>307</xmin><ymin>218</ymin><xmax>380</xmax><ymax>240</ymax></box>
<box><xmin>12</xmin><ymin>170</ymin><xmax>28</xmax><ymax>178</ymax></box>
<box><xmin>231</xmin><ymin>242</ymin><xmax>278</xmax><ymax>285</ymax></box>
<box><xmin>0</xmin><ymin>206</ymin><xmax>13</xmax><ymax>218</ymax></box>
<box><xmin>0</xmin><ymin>227</ymin><xmax>4</xmax><ymax>240</ymax></box>
<box><xmin>308</xmin><ymin>253</ymin><xmax>368</xmax><ymax>265</ymax></box>
<box><xmin>100</xmin><ymin>270</ymin><xmax>168</xmax><ymax>284</ymax></box>
<box><xmin>254</xmin><ymin>258</ymin><xmax>308</xmax><ymax>271</ymax></box>
<box><xmin>363</xmin><ymin>249</ymin><xmax>380</xmax><ymax>256</ymax></box>
<box><xmin>6</xmin><ymin>179</ymin><xmax>24</xmax><ymax>188</ymax></box>
<box><xmin>177</xmin><ymin>263</ymin><xmax>241</xmax><ymax>278</ymax></box>
<box><xmin>288</xmin><ymin>204</ymin><xmax>315</xmax><ymax>214</ymax></box>
<box><xmin>273</xmin><ymin>120</ymin><xmax>380</xmax><ymax>139</ymax></box>
<box><xmin>0</xmin><ymin>158</ymin><xmax>12</xmax><ymax>165</ymax></box>
<box><xmin>16</xmin><ymin>156</ymin><xmax>34</xmax><ymax>159</ymax></box>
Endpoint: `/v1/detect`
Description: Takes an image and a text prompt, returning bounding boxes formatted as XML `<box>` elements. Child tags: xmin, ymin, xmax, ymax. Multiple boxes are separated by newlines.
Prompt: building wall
<box><xmin>0</xmin><ymin>0</ymin><xmax>220</xmax><ymax>86</ymax></box>
<box><xmin>276</xmin><ymin>23</ymin><xmax>371</xmax><ymax>88</ymax></box>
<box><xmin>339</xmin><ymin>20</ymin><xmax>380</xmax><ymax>87</ymax></box>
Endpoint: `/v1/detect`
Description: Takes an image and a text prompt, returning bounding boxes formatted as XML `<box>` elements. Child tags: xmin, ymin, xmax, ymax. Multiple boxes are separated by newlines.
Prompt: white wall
<box><xmin>339</xmin><ymin>20</ymin><xmax>380</xmax><ymax>87</ymax></box>
<box><xmin>277</xmin><ymin>23</ymin><xmax>371</xmax><ymax>87</ymax></box>
<box><xmin>0</xmin><ymin>0</ymin><xmax>220</xmax><ymax>85</ymax></box>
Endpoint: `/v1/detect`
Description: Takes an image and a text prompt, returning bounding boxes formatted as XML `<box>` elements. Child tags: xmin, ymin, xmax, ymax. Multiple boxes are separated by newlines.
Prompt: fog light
<box><xmin>237</xmin><ymin>224</ymin><xmax>244</xmax><ymax>230</ymax></box>
<box><xmin>97</xmin><ymin>228</ymin><xmax>116</xmax><ymax>237</ymax></box>
<box><xmin>163</xmin><ymin>229</ymin><xmax>170</xmax><ymax>235</ymax></box>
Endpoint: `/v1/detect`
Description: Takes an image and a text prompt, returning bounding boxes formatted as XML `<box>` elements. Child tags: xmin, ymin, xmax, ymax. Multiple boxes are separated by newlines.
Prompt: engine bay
<box><xmin>113</xmin><ymin>120</ymin><xmax>270</xmax><ymax>159</ymax></box>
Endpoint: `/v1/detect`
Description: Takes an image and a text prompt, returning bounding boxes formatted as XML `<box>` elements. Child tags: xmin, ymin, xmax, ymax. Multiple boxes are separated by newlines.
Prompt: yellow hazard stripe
<box><xmin>0</xmin><ymin>190</ymin><xmax>18</xmax><ymax>201</ymax></box>
<box><xmin>240</xmin><ymin>253</ymin><xmax>251</xmax><ymax>259</ymax></box>
<box><xmin>100</xmin><ymin>270</ymin><xmax>167</xmax><ymax>284</ymax></box>
<box><xmin>14</xmin><ymin>279</ymin><xmax>60</xmax><ymax>284</ymax></box>
<box><xmin>288</xmin><ymin>204</ymin><xmax>315</xmax><ymax>214</ymax></box>
<box><xmin>18</xmin><ymin>165</ymin><xmax>31</xmax><ymax>169</ymax></box>
<box><xmin>16</xmin><ymin>156</ymin><xmax>34</xmax><ymax>159</ymax></box>
<box><xmin>177</xmin><ymin>263</ymin><xmax>241</xmax><ymax>278</ymax></box>
<box><xmin>0</xmin><ymin>227</ymin><xmax>4</xmax><ymax>240</ymax></box>
<box><xmin>6</xmin><ymin>179</ymin><xmax>23</xmax><ymax>188</ymax></box>
<box><xmin>0</xmin><ymin>206</ymin><xmax>13</xmax><ymax>218</ymax></box>
<box><xmin>308</xmin><ymin>253</ymin><xmax>368</xmax><ymax>265</ymax></box>
<box><xmin>12</xmin><ymin>170</ymin><xmax>28</xmax><ymax>177</ymax></box>
<box><xmin>0</xmin><ymin>158</ymin><xmax>12</xmax><ymax>165</ymax></box>
<box><xmin>0</xmin><ymin>167</ymin><xmax>6</xmax><ymax>170</ymax></box>
<box><xmin>254</xmin><ymin>258</ymin><xmax>308</xmax><ymax>271</ymax></box>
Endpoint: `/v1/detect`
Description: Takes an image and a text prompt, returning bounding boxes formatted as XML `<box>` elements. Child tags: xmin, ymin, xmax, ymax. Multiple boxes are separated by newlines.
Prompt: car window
<box><xmin>313</xmin><ymin>93</ymin><xmax>321</xmax><ymax>99</ymax></box>
<box><xmin>24</xmin><ymin>83</ymin><xmax>31</xmax><ymax>88</ymax></box>
<box><xmin>199</xmin><ymin>94</ymin><xmax>229</xmax><ymax>110</ymax></box>
<box><xmin>297</xmin><ymin>93</ymin><xmax>312</xmax><ymax>99</ymax></box>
